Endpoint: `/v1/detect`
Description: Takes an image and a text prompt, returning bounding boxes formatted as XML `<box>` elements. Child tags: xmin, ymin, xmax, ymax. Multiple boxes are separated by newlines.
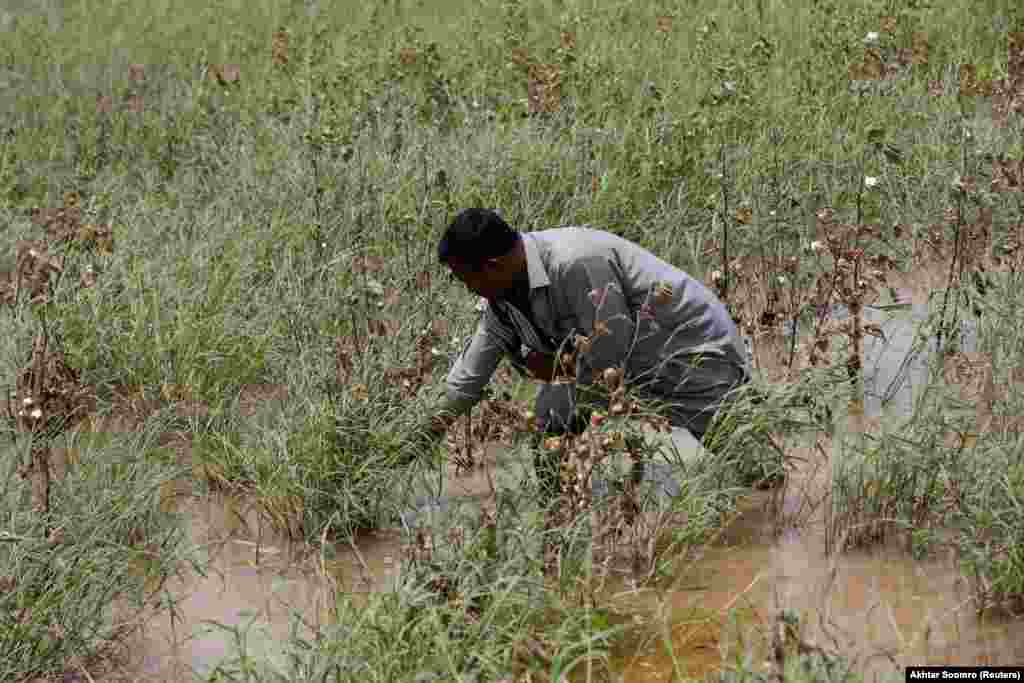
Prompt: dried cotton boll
<box><xmin>653</xmin><ymin>282</ymin><xmax>674</xmax><ymax>305</ymax></box>
<box><xmin>604</xmin><ymin>431</ymin><xmax>626</xmax><ymax>450</ymax></box>
<box><xmin>603</xmin><ymin>367</ymin><xmax>622</xmax><ymax>390</ymax></box>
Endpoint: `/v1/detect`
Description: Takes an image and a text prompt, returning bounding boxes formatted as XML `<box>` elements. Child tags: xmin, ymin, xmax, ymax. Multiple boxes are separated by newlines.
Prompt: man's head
<box><xmin>438</xmin><ymin>208</ymin><xmax>526</xmax><ymax>300</ymax></box>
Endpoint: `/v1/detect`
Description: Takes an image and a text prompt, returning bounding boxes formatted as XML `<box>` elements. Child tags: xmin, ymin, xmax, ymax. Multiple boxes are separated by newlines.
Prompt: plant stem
<box><xmin>850</xmin><ymin>155</ymin><xmax>864</xmax><ymax>384</ymax></box>
<box><xmin>720</xmin><ymin>143</ymin><xmax>730</xmax><ymax>303</ymax></box>
<box><xmin>937</xmin><ymin>121</ymin><xmax>969</xmax><ymax>353</ymax></box>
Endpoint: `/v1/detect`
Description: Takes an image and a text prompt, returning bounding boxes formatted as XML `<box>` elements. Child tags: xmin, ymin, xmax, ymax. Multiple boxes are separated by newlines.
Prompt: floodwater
<box><xmin>610</xmin><ymin>491</ymin><xmax>1024</xmax><ymax>682</ymax></box>
<box><xmin>109</xmin><ymin>461</ymin><xmax>498</xmax><ymax>680</ymax></box>
<box><xmin>101</xmin><ymin>287</ymin><xmax>1024</xmax><ymax>681</ymax></box>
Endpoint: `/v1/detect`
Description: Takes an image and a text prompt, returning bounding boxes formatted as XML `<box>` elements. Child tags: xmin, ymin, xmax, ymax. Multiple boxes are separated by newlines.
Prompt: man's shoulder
<box><xmin>528</xmin><ymin>225</ymin><xmax>606</xmax><ymax>240</ymax></box>
<box><xmin>528</xmin><ymin>226</ymin><xmax>625</xmax><ymax>262</ymax></box>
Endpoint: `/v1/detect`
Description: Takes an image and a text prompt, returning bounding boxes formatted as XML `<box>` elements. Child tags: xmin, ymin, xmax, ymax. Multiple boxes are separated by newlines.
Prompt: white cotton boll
<box><xmin>864</xmin><ymin>32</ymin><xmax>880</xmax><ymax>44</ymax></box>
<box><xmin>864</xmin><ymin>176</ymin><xmax>880</xmax><ymax>188</ymax></box>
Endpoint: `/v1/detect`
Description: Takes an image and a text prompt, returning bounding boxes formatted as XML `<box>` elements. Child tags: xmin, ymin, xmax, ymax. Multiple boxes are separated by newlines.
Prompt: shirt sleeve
<box><xmin>561</xmin><ymin>255</ymin><xmax>637</xmax><ymax>400</ymax></box>
<box><xmin>439</xmin><ymin>304</ymin><xmax>516</xmax><ymax>417</ymax></box>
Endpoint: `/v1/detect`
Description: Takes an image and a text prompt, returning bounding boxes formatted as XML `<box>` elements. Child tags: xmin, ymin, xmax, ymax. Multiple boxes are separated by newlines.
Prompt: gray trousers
<box><xmin>532</xmin><ymin>356</ymin><xmax>748</xmax><ymax>496</ymax></box>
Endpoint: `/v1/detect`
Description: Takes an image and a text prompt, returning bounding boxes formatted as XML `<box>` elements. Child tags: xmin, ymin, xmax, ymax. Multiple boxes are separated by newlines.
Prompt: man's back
<box><xmin>527</xmin><ymin>227</ymin><xmax>747</xmax><ymax>377</ymax></box>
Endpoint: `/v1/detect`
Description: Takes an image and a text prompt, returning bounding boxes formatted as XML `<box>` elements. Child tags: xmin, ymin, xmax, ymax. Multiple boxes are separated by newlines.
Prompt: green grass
<box><xmin>2</xmin><ymin>0</ymin><xmax>1024</xmax><ymax>679</ymax></box>
<box><xmin>0</xmin><ymin>420</ymin><xmax>189</xmax><ymax>681</ymax></box>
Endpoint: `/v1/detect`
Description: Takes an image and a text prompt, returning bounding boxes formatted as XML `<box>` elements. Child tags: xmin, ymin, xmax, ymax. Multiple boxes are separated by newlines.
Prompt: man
<box><xmin>420</xmin><ymin>208</ymin><xmax>749</xmax><ymax>494</ymax></box>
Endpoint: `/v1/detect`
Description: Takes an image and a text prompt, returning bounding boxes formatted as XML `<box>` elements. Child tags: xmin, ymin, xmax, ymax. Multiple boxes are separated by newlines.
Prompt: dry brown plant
<box><xmin>271</xmin><ymin>28</ymin><xmax>290</xmax><ymax>67</ymax></box>
<box><xmin>96</xmin><ymin>94</ymin><xmax>114</xmax><ymax>114</ymax></box>
<box><xmin>849</xmin><ymin>48</ymin><xmax>886</xmax><ymax>81</ymax></box>
<box><xmin>127</xmin><ymin>63</ymin><xmax>146</xmax><ymax>83</ymax></box>
<box><xmin>991</xmin><ymin>156</ymin><xmax>1024</xmax><ymax>193</ymax></box>
<box><xmin>30</xmin><ymin>192</ymin><xmax>114</xmax><ymax>254</ymax></box>
<box><xmin>993</xmin><ymin>32</ymin><xmax>1024</xmax><ymax>126</ymax></box>
<box><xmin>527</xmin><ymin>63</ymin><xmax>563</xmax><ymax>115</ymax></box>
<box><xmin>4</xmin><ymin>191</ymin><xmax>111</xmax><ymax>522</ymax></box>
<box><xmin>559</xmin><ymin>30</ymin><xmax>576</xmax><ymax>52</ymax></box>
<box><xmin>911</xmin><ymin>31</ymin><xmax>930</xmax><ymax>67</ymax></box>
<box><xmin>207</xmin><ymin>63</ymin><xmax>241</xmax><ymax>86</ymax></box>
<box><xmin>398</xmin><ymin>47</ymin><xmax>419</xmax><ymax>67</ymax></box>
<box><xmin>509</xmin><ymin>47</ymin><xmax>531</xmax><ymax>68</ymax></box>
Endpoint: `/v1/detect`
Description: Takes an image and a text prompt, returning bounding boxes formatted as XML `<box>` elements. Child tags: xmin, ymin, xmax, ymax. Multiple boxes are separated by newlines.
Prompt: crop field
<box><xmin>2</xmin><ymin>0</ymin><xmax>1024</xmax><ymax>681</ymax></box>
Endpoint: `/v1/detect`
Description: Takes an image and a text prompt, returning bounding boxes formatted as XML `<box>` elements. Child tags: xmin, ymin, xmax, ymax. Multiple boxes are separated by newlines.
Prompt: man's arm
<box><xmin>436</xmin><ymin>302</ymin><xmax>515</xmax><ymax>422</ymax></box>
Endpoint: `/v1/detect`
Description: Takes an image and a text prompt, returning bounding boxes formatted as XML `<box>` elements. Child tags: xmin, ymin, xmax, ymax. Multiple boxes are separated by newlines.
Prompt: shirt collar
<box><xmin>521</xmin><ymin>233</ymin><xmax>551</xmax><ymax>290</ymax></box>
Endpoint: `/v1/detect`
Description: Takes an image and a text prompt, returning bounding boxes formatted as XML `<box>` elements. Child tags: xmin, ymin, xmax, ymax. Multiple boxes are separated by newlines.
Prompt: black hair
<box><xmin>437</xmin><ymin>208</ymin><xmax>519</xmax><ymax>270</ymax></box>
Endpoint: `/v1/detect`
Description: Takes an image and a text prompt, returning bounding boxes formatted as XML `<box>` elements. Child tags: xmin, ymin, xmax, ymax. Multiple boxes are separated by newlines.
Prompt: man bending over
<box><xmin>420</xmin><ymin>208</ymin><xmax>749</xmax><ymax>494</ymax></box>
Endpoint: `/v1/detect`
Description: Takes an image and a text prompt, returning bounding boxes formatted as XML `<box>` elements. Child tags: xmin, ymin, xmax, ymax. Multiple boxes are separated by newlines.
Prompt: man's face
<box><xmin>447</xmin><ymin>258</ymin><xmax>509</xmax><ymax>301</ymax></box>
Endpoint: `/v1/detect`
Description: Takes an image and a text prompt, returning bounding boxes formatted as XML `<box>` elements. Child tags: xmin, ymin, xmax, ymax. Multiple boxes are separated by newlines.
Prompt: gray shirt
<box><xmin>441</xmin><ymin>228</ymin><xmax>748</xmax><ymax>416</ymax></box>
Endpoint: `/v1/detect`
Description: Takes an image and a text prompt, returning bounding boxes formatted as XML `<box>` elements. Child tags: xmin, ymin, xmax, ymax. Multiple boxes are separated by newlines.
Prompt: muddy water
<box><xmin>114</xmin><ymin>457</ymin><xmax>504</xmax><ymax>681</ymax></box>
<box><xmin>610</xmin><ymin>492</ymin><xmax>1024</xmax><ymax>682</ymax></box>
<box><xmin>113</xmin><ymin>487</ymin><xmax>421</xmax><ymax>681</ymax></box>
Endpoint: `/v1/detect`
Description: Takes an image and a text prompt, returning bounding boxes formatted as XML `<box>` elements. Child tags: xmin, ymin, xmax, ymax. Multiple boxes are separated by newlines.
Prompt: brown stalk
<box><xmin>937</xmin><ymin>151</ymin><xmax>969</xmax><ymax>354</ymax></box>
<box><xmin>25</xmin><ymin>330</ymin><xmax>51</xmax><ymax>519</ymax></box>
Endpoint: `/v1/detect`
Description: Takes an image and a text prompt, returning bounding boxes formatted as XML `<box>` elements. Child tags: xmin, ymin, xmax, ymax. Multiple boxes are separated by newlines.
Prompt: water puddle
<box><xmin>118</xmin><ymin>494</ymin><xmax>337</xmax><ymax>679</ymax></box>
<box><xmin>861</xmin><ymin>295</ymin><xmax>979</xmax><ymax>420</ymax></box>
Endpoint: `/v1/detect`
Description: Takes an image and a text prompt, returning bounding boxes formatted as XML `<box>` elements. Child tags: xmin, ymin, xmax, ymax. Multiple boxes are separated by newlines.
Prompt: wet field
<box><xmin>86</xmin><ymin>278</ymin><xmax>1024</xmax><ymax>681</ymax></box>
